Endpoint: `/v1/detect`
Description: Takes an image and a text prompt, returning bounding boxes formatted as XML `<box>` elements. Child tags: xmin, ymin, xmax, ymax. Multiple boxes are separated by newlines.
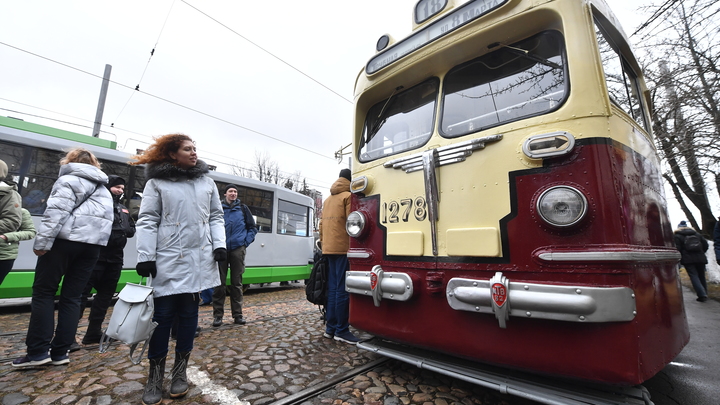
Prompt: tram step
<box><xmin>357</xmin><ymin>338</ymin><xmax>652</xmax><ymax>405</ymax></box>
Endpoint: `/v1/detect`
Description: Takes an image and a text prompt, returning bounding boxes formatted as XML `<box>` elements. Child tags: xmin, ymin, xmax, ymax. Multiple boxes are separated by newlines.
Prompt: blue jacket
<box><xmin>223</xmin><ymin>199</ymin><xmax>258</xmax><ymax>251</ymax></box>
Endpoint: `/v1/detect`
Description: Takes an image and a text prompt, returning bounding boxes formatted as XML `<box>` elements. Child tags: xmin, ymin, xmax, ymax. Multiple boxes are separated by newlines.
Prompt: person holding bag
<box><xmin>12</xmin><ymin>148</ymin><xmax>113</xmax><ymax>367</ymax></box>
<box><xmin>131</xmin><ymin>134</ymin><xmax>225</xmax><ymax>405</ymax></box>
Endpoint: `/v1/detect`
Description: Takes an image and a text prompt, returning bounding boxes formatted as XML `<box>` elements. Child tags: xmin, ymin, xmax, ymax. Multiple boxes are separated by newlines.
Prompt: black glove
<box><xmin>136</xmin><ymin>261</ymin><xmax>157</xmax><ymax>278</ymax></box>
<box><xmin>214</xmin><ymin>248</ymin><xmax>227</xmax><ymax>262</ymax></box>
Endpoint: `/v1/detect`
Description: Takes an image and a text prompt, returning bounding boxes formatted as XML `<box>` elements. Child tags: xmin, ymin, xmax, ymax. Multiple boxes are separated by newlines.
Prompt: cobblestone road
<box><xmin>0</xmin><ymin>284</ymin><xmax>526</xmax><ymax>405</ymax></box>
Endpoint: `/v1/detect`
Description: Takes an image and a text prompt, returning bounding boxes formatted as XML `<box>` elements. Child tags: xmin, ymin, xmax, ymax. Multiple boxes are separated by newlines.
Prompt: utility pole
<box><xmin>92</xmin><ymin>64</ymin><xmax>112</xmax><ymax>138</ymax></box>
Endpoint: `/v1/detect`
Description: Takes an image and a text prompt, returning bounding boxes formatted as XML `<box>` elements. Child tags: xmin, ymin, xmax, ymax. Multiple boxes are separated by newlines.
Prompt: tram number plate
<box><xmin>381</xmin><ymin>197</ymin><xmax>427</xmax><ymax>223</ymax></box>
<box><xmin>491</xmin><ymin>283</ymin><xmax>507</xmax><ymax>307</ymax></box>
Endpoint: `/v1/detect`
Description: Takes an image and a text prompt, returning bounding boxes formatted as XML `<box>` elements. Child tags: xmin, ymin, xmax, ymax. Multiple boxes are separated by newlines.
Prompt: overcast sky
<box><xmin>1</xmin><ymin>0</ymin><xmax>670</xmax><ymax>211</ymax></box>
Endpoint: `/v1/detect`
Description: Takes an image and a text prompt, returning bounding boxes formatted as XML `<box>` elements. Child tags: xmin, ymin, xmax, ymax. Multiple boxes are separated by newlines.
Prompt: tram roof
<box><xmin>0</xmin><ymin>115</ymin><xmax>117</xmax><ymax>150</ymax></box>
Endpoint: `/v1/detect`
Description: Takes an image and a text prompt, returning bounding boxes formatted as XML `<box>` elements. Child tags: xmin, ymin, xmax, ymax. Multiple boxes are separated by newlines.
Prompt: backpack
<box><xmin>684</xmin><ymin>234</ymin><xmax>703</xmax><ymax>253</ymax></box>
<box><xmin>305</xmin><ymin>254</ymin><xmax>328</xmax><ymax>320</ymax></box>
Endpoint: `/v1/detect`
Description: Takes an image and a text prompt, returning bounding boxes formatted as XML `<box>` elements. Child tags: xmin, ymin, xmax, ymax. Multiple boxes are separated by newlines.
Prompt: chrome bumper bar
<box><xmin>346</xmin><ymin>266</ymin><xmax>637</xmax><ymax>328</ymax></box>
<box><xmin>447</xmin><ymin>273</ymin><xmax>636</xmax><ymax>328</ymax></box>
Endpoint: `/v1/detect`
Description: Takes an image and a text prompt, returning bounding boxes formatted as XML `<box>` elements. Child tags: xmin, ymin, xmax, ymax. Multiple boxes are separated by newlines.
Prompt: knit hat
<box><xmin>0</xmin><ymin>160</ymin><xmax>7</xmax><ymax>179</ymax></box>
<box><xmin>107</xmin><ymin>175</ymin><xmax>126</xmax><ymax>188</ymax></box>
<box><xmin>339</xmin><ymin>169</ymin><xmax>351</xmax><ymax>181</ymax></box>
<box><xmin>678</xmin><ymin>221</ymin><xmax>688</xmax><ymax>228</ymax></box>
<box><xmin>224</xmin><ymin>184</ymin><xmax>239</xmax><ymax>193</ymax></box>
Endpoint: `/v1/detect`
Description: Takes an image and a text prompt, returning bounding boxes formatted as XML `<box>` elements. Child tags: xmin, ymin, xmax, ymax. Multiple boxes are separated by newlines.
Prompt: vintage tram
<box><xmin>344</xmin><ymin>0</ymin><xmax>689</xmax><ymax>388</ymax></box>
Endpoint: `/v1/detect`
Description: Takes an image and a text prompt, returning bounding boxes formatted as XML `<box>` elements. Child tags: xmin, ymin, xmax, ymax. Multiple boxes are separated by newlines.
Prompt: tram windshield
<box><xmin>358</xmin><ymin>78</ymin><xmax>438</xmax><ymax>162</ymax></box>
<box><xmin>441</xmin><ymin>31</ymin><xmax>567</xmax><ymax>137</ymax></box>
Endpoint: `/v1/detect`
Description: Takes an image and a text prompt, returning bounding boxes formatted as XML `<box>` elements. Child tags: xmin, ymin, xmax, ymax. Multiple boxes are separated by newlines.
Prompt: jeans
<box><xmin>148</xmin><ymin>293</ymin><xmax>198</xmax><ymax>359</ymax></box>
<box><xmin>199</xmin><ymin>288</ymin><xmax>213</xmax><ymax>304</ymax></box>
<box><xmin>213</xmin><ymin>246</ymin><xmax>245</xmax><ymax>319</ymax></box>
<box><xmin>685</xmin><ymin>263</ymin><xmax>708</xmax><ymax>298</ymax></box>
<box><xmin>26</xmin><ymin>239</ymin><xmax>100</xmax><ymax>359</ymax></box>
<box><xmin>80</xmin><ymin>261</ymin><xmax>123</xmax><ymax>339</ymax></box>
<box><xmin>324</xmin><ymin>255</ymin><xmax>350</xmax><ymax>336</ymax></box>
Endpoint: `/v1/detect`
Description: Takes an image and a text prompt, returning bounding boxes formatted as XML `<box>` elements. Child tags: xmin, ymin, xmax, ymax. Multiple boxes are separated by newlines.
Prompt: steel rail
<box><xmin>269</xmin><ymin>357</ymin><xmax>391</xmax><ymax>405</ymax></box>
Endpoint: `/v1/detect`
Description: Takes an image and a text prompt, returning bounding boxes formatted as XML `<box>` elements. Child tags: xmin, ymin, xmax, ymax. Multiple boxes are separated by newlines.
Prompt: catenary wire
<box><xmin>113</xmin><ymin>0</ymin><xmax>177</xmax><ymax>124</ymax></box>
<box><xmin>180</xmin><ymin>0</ymin><xmax>353</xmax><ymax>105</ymax></box>
<box><xmin>0</xmin><ymin>99</ymin><xmax>331</xmax><ymax>190</ymax></box>
<box><xmin>0</xmin><ymin>40</ymin><xmax>334</xmax><ymax>162</ymax></box>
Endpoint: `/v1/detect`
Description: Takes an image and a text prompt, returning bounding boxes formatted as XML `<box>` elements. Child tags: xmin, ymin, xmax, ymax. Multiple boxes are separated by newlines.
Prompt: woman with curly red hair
<box><xmin>131</xmin><ymin>134</ymin><xmax>226</xmax><ymax>405</ymax></box>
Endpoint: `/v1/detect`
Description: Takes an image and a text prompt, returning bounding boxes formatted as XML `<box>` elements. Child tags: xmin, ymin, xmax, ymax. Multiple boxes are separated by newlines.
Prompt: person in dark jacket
<box><xmin>12</xmin><ymin>148</ymin><xmax>113</xmax><ymax>368</ymax></box>
<box><xmin>212</xmin><ymin>184</ymin><xmax>258</xmax><ymax>327</ymax></box>
<box><xmin>79</xmin><ymin>175</ymin><xmax>136</xmax><ymax>345</ymax></box>
<box><xmin>674</xmin><ymin>221</ymin><xmax>709</xmax><ymax>302</ymax></box>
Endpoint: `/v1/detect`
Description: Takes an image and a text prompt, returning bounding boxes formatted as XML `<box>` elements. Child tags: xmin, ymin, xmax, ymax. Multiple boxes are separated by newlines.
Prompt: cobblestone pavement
<box><xmin>0</xmin><ymin>284</ymin><xmax>525</xmax><ymax>405</ymax></box>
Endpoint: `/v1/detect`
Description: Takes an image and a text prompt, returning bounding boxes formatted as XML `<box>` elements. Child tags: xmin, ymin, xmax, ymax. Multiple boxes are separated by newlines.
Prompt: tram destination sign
<box><xmin>366</xmin><ymin>0</ymin><xmax>508</xmax><ymax>75</ymax></box>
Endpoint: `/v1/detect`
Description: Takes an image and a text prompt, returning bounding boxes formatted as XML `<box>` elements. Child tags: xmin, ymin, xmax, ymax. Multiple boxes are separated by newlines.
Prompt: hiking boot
<box><xmin>212</xmin><ymin>317</ymin><xmax>223</xmax><ymax>327</ymax></box>
<box><xmin>234</xmin><ymin>316</ymin><xmax>246</xmax><ymax>325</ymax></box>
<box><xmin>142</xmin><ymin>357</ymin><xmax>165</xmax><ymax>405</ymax></box>
<box><xmin>169</xmin><ymin>351</ymin><xmax>191</xmax><ymax>398</ymax></box>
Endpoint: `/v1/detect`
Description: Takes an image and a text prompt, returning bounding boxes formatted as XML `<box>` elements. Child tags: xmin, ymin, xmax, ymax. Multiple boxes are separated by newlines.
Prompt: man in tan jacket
<box><xmin>319</xmin><ymin>169</ymin><xmax>359</xmax><ymax>344</ymax></box>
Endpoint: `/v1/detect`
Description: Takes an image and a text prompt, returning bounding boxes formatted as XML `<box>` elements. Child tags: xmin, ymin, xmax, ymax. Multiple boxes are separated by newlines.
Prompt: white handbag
<box><xmin>99</xmin><ymin>277</ymin><xmax>157</xmax><ymax>364</ymax></box>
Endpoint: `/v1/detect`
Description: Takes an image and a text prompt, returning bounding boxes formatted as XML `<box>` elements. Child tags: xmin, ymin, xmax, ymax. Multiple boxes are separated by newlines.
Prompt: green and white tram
<box><xmin>0</xmin><ymin>116</ymin><xmax>314</xmax><ymax>305</ymax></box>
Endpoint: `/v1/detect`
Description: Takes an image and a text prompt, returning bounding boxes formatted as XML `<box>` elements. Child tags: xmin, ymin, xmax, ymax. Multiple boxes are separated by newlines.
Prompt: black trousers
<box><xmin>80</xmin><ymin>261</ymin><xmax>123</xmax><ymax>340</ymax></box>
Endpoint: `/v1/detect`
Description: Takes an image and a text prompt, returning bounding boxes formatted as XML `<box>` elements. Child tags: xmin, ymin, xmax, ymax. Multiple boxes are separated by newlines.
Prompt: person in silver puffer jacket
<box><xmin>12</xmin><ymin>148</ymin><xmax>113</xmax><ymax>369</ymax></box>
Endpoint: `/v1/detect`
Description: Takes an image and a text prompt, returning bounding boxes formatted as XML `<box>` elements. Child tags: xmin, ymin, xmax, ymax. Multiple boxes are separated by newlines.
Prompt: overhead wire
<box><xmin>0</xmin><ymin>98</ymin><xmax>331</xmax><ymax>190</ymax></box>
<box><xmin>113</xmin><ymin>0</ymin><xmax>178</xmax><ymax>125</ymax></box>
<box><xmin>0</xmin><ymin>40</ymin><xmax>334</xmax><ymax>161</ymax></box>
<box><xmin>180</xmin><ymin>0</ymin><xmax>352</xmax><ymax>104</ymax></box>
<box><xmin>631</xmin><ymin>0</ymin><xmax>683</xmax><ymax>37</ymax></box>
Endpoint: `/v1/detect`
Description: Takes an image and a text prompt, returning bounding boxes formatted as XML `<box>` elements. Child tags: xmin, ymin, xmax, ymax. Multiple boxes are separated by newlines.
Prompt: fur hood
<box><xmin>145</xmin><ymin>159</ymin><xmax>210</xmax><ymax>181</ymax></box>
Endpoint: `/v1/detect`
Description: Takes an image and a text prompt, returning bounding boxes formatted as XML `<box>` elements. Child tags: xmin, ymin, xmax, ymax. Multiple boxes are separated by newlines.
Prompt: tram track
<box><xmin>268</xmin><ymin>357</ymin><xmax>391</xmax><ymax>405</ymax></box>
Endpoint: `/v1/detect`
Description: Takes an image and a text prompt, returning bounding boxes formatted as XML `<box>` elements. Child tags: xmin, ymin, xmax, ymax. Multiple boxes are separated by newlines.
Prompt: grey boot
<box><xmin>170</xmin><ymin>351</ymin><xmax>191</xmax><ymax>398</ymax></box>
<box><xmin>142</xmin><ymin>357</ymin><xmax>165</xmax><ymax>405</ymax></box>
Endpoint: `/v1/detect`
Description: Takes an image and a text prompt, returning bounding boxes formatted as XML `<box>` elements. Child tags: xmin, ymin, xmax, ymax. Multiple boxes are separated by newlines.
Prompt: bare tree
<box><xmin>637</xmin><ymin>0</ymin><xmax>719</xmax><ymax>234</ymax></box>
<box><xmin>229</xmin><ymin>160</ymin><xmax>254</xmax><ymax>179</ymax></box>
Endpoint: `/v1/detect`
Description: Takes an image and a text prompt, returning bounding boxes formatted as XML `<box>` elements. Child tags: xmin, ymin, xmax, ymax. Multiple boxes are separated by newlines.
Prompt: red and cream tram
<box><xmin>344</xmin><ymin>0</ymin><xmax>689</xmax><ymax>388</ymax></box>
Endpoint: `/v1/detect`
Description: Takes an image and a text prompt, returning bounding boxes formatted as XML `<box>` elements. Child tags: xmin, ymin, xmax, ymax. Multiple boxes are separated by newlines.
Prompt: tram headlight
<box><xmin>346</xmin><ymin>211</ymin><xmax>367</xmax><ymax>238</ymax></box>
<box><xmin>536</xmin><ymin>186</ymin><xmax>587</xmax><ymax>227</ymax></box>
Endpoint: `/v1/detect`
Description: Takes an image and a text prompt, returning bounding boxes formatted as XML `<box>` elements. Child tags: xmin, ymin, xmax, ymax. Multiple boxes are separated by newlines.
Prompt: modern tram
<box><xmin>344</xmin><ymin>0</ymin><xmax>689</xmax><ymax>388</ymax></box>
<box><xmin>0</xmin><ymin>115</ymin><xmax>315</xmax><ymax>305</ymax></box>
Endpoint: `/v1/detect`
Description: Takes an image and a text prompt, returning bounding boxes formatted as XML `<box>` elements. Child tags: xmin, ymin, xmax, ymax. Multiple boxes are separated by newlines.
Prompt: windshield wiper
<box><xmin>365</xmin><ymin>86</ymin><xmax>404</xmax><ymax>146</ymax></box>
<box><xmin>488</xmin><ymin>42</ymin><xmax>562</xmax><ymax>70</ymax></box>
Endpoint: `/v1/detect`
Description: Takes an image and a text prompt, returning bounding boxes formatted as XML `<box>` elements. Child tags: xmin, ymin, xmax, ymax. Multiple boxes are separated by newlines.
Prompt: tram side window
<box><xmin>358</xmin><ymin>78</ymin><xmax>438</xmax><ymax>162</ymax></box>
<box><xmin>215</xmin><ymin>182</ymin><xmax>274</xmax><ymax>233</ymax></box>
<box><xmin>277</xmin><ymin>200</ymin><xmax>309</xmax><ymax>237</ymax></box>
<box><xmin>0</xmin><ymin>142</ymin><xmax>48</xmax><ymax>215</ymax></box>
<box><xmin>0</xmin><ymin>141</ymin><xmax>25</xmax><ymax>181</ymax></box>
<box><xmin>441</xmin><ymin>31</ymin><xmax>567</xmax><ymax>138</ymax></box>
<box><xmin>594</xmin><ymin>19</ymin><xmax>648</xmax><ymax>131</ymax></box>
<box><xmin>22</xmin><ymin>148</ymin><xmax>63</xmax><ymax>215</ymax></box>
